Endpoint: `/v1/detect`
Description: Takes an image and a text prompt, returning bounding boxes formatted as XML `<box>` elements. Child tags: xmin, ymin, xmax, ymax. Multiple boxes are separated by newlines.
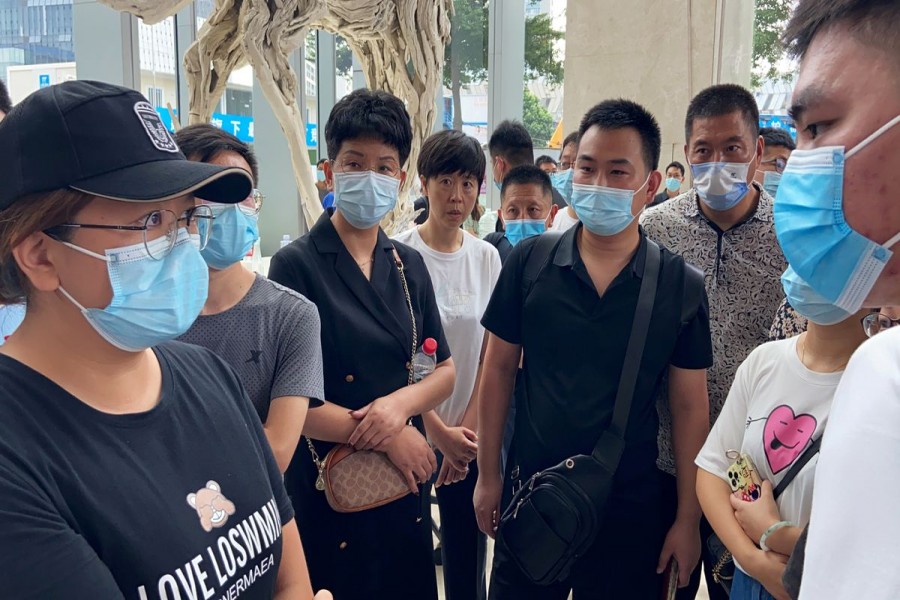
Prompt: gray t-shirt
<box><xmin>179</xmin><ymin>274</ymin><xmax>324</xmax><ymax>421</ymax></box>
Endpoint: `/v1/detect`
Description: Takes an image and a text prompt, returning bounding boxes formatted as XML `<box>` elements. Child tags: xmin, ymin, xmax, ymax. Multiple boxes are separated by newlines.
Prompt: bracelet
<box><xmin>759</xmin><ymin>520</ymin><xmax>794</xmax><ymax>552</ymax></box>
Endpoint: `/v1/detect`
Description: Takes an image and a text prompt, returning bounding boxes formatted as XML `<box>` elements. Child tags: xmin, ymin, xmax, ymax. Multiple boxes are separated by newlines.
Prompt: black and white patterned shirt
<box><xmin>641</xmin><ymin>183</ymin><xmax>787</xmax><ymax>475</ymax></box>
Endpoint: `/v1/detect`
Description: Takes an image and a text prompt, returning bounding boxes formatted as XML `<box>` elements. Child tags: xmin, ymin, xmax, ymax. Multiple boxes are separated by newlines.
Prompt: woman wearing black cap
<box><xmin>0</xmin><ymin>81</ymin><xmax>330</xmax><ymax>599</ymax></box>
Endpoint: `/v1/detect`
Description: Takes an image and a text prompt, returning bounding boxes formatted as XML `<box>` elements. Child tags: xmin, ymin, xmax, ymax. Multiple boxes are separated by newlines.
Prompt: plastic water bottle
<box><xmin>411</xmin><ymin>337</ymin><xmax>438</xmax><ymax>382</ymax></box>
<box><xmin>280</xmin><ymin>234</ymin><xmax>291</xmax><ymax>249</ymax></box>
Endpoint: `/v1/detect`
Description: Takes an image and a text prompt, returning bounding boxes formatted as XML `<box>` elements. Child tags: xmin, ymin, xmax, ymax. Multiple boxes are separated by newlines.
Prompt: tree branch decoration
<box><xmin>99</xmin><ymin>0</ymin><xmax>452</xmax><ymax>234</ymax></box>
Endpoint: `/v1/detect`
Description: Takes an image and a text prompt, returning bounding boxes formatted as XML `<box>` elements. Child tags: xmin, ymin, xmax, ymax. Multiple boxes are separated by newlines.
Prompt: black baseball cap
<box><xmin>0</xmin><ymin>80</ymin><xmax>252</xmax><ymax>210</ymax></box>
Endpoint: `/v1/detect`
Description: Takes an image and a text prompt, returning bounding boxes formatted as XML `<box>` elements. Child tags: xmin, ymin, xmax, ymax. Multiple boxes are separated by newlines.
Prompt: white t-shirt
<box><xmin>550</xmin><ymin>206</ymin><xmax>579</xmax><ymax>233</ymax></box>
<box><xmin>799</xmin><ymin>327</ymin><xmax>900</xmax><ymax>600</ymax></box>
<box><xmin>696</xmin><ymin>336</ymin><xmax>841</xmax><ymax>571</ymax></box>
<box><xmin>393</xmin><ymin>227</ymin><xmax>502</xmax><ymax>427</ymax></box>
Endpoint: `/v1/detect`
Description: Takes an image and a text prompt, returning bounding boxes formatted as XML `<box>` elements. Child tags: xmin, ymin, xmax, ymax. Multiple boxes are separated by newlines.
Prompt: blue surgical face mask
<box><xmin>199</xmin><ymin>204</ymin><xmax>260</xmax><ymax>270</ymax></box>
<box><xmin>550</xmin><ymin>169</ymin><xmax>574</xmax><ymax>203</ymax></box>
<box><xmin>665</xmin><ymin>177</ymin><xmax>681</xmax><ymax>192</ymax></box>
<box><xmin>774</xmin><ymin>114</ymin><xmax>900</xmax><ymax>318</ymax></box>
<box><xmin>316</xmin><ymin>170</ymin><xmax>326</xmax><ymax>183</ymax></box>
<box><xmin>781</xmin><ymin>265</ymin><xmax>853</xmax><ymax>326</ymax></box>
<box><xmin>505</xmin><ymin>219</ymin><xmax>546</xmax><ymax>246</ymax></box>
<box><xmin>570</xmin><ymin>175</ymin><xmax>649</xmax><ymax>237</ymax></box>
<box><xmin>58</xmin><ymin>230</ymin><xmax>209</xmax><ymax>352</ymax></box>
<box><xmin>333</xmin><ymin>170</ymin><xmax>400</xmax><ymax>230</ymax></box>
<box><xmin>762</xmin><ymin>170</ymin><xmax>782</xmax><ymax>197</ymax></box>
<box><xmin>690</xmin><ymin>158</ymin><xmax>754</xmax><ymax>211</ymax></box>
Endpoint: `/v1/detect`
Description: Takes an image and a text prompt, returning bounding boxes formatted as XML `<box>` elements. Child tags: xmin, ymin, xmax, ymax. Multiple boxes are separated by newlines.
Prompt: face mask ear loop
<box><xmin>60</xmin><ymin>241</ymin><xmax>110</xmax><ymax>262</ymax></box>
<box><xmin>846</xmin><ymin>114</ymin><xmax>900</xmax><ymax>159</ymax></box>
<box><xmin>57</xmin><ymin>286</ymin><xmax>89</xmax><ymax>312</ymax></box>
<box><xmin>883</xmin><ymin>231</ymin><xmax>900</xmax><ymax>251</ymax></box>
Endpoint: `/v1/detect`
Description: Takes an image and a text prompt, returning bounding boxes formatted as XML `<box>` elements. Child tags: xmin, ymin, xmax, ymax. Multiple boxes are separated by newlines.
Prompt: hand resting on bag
<box><xmin>382</xmin><ymin>426</ymin><xmax>437</xmax><ymax>494</ymax></box>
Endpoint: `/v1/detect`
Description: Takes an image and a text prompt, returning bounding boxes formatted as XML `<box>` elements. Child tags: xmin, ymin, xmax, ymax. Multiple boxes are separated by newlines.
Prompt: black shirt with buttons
<box><xmin>267</xmin><ymin>210</ymin><xmax>448</xmax><ymax>599</ymax></box>
<box><xmin>482</xmin><ymin>225</ymin><xmax>713</xmax><ymax>480</ymax></box>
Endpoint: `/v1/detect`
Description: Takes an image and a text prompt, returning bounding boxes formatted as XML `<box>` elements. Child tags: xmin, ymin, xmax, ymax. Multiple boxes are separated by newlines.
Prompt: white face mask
<box><xmin>690</xmin><ymin>156</ymin><xmax>755</xmax><ymax>211</ymax></box>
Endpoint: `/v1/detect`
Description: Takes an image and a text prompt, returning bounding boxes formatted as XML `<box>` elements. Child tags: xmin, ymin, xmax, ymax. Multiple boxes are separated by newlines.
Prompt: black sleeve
<box><xmin>551</xmin><ymin>187</ymin><xmax>568</xmax><ymax>208</ymax></box>
<box><xmin>268</xmin><ymin>245</ymin><xmax>306</xmax><ymax>296</ymax></box>
<box><xmin>0</xmin><ymin>462</ymin><xmax>126</xmax><ymax>599</ymax></box>
<box><xmin>671</xmin><ymin>284</ymin><xmax>713</xmax><ymax>370</ymax></box>
<box><xmin>480</xmin><ymin>239</ymin><xmax>532</xmax><ymax>345</ymax></box>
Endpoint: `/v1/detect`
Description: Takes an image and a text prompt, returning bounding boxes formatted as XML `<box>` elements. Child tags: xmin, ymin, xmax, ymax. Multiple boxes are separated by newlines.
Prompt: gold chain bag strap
<box><xmin>305</xmin><ymin>247</ymin><xmax>418</xmax><ymax>513</ymax></box>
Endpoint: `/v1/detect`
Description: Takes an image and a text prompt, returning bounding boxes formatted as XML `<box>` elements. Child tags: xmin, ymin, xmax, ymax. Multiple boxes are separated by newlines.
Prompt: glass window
<box><xmin>443</xmin><ymin>0</ymin><xmax>489</xmax><ymax>142</ymax></box>
<box><xmin>138</xmin><ymin>16</ymin><xmax>176</xmax><ymax>113</ymax></box>
<box><xmin>523</xmin><ymin>0</ymin><xmax>565</xmax><ymax>152</ymax></box>
<box><xmin>0</xmin><ymin>0</ymin><xmax>75</xmax><ymax>93</ymax></box>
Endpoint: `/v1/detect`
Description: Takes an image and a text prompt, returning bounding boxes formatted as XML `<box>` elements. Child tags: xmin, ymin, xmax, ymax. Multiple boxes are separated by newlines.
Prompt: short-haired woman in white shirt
<box><xmin>394</xmin><ymin>129</ymin><xmax>502</xmax><ymax>600</ymax></box>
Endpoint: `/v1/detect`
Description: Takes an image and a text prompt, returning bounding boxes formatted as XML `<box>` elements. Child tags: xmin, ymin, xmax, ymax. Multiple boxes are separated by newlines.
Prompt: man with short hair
<box><xmin>548</xmin><ymin>132</ymin><xmax>581</xmax><ymax>232</ymax></box>
<box><xmin>651</xmin><ymin>161</ymin><xmax>685</xmax><ymax>206</ymax></box>
<box><xmin>489</xmin><ymin>120</ymin><xmax>566</xmax><ymax>209</ymax></box>
<box><xmin>558</xmin><ymin>131</ymin><xmax>578</xmax><ymax>171</ymax></box>
<box><xmin>315</xmin><ymin>158</ymin><xmax>334</xmax><ymax>209</ymax></box>
<box><xmin>641</xmin><ymin>83</ymin><xmax>788</xmax><ymax>599</ymax></box>
<box><xmin>0</xmin><ymin>79</ymin><xmax>12</xmax><ymax>120</ymax></box>
<box><xmin>769</xmin><ymin>2</ymin><xmax>900</xmax><ymax>598</ymax></box>
<box><xmin>475</xmin><ymin>99</ymin><xmax>711</xmax><ymax>598</ymax></box>
<box><xmin>754</xmin><ymin>127</ymin><xmax>796</xmax><ymax>197</ymax></box>
<box><xmin>484</xmin><ymin>165</ymin><xmax>557</xmax><ymax>264</ymax></box>
<box><xmin>175</xmin><ymin>124</ymin><xmax>324</xmax><ymax>474</ymax></box>
<box><xmin>535</xmin><ymin>155</ymin><xmax>558</xmax><ymax>174</ymax></box>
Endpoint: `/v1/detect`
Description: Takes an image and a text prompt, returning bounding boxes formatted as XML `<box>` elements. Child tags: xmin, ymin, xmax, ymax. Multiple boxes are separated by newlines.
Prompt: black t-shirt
<box><xmin>650</xmin><ymin>190</ymin><xmax>670</xmax><ymax>207</ymax></box>
<box><xmin>484</xmin><ymin>231</ymin><xmax>514</xmax><ymax>264</ymax></box>
<box><xmin>482</xmin><ymin>226</ymin><xmax>713</xmax><ymax>478</ymax></box>
<box><xmin>0</xmin><ymin>342</ymin><xmax>293</xmax><ymax>599</ymax></box>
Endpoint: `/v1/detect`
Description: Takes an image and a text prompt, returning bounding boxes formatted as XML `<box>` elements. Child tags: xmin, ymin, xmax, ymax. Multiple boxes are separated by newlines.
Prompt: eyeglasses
<box><xmin>861</xmin><ymin>312</ymin><xmax>900</xmax><ymax>338</ymax></box>
<box><xmin>559</xmin><ymin>162</ymin><xmax>573</xmax><ymax>171</ymax></box>
<box><xmin>334</xmin><ymin>157</ymin><xmax>401</xmax><ymax>178</ymax></box>
<box><xmin>200</xmin><ymin>189</ymin><xmax>264</xmax><ymax>216</ymax></box>
<box><xmin>47</xmin><ymin>205</ymin><xmax>214</xmax><ymax>260</ymax></box>
<box><xmin>760</xmin><ymin>157</ymin><xmax>788</xmax><ymax>174</ymax></box>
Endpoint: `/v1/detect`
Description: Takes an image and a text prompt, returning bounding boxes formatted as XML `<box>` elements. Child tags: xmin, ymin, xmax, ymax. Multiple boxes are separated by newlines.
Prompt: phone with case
<box><xmin>660</xmin><ymin>558</ymin><xmax>678</xmax><ymax>600</ymax></box>
<box><xmin>725</xmin><ymin>450</ymin><xmax>762</xmax><ymax>502</ymax></box>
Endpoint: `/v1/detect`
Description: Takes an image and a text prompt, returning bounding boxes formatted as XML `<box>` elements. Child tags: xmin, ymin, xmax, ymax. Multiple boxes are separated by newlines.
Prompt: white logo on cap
<box><xmin>133</xmin><ymin>101</ymin><xmax>179</xmax><ymax>153</ymax></box>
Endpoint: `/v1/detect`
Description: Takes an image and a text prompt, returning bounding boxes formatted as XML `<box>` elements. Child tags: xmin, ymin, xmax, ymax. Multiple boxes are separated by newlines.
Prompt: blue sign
<box><xmin>156</xmin><ymin>108</ymin><xmax>254</xmax><ymax>143</ymax></box>
<box><xmin>759</xmin><ymin>115</ymin><xmax>797</xmax><ymax>140</ymax></box>
<box><xmin>154</xmin><ymin>108</ymin><xmax>322</xmax><ymax>148</ymax></box>
<box><xmin>39</xmin><ymin>74</ymin><xmax>50</xmax><ymax>88</ymax></box>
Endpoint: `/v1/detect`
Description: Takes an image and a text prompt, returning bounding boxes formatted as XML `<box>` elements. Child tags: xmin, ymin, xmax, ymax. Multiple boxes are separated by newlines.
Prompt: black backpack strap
<box><xmin>521</xmin><ymin>233</ymin><xmax>564</xmax><ymax>301</ymax></box>
<box><xmin>609</xmin><ymin>239</ymin><xmax>661</xmax><ymax>439</ymax></box>
<box><xmin>681</xmin><ymin>262</ymin><xmax>705</xmax><ymax>325</ymax></box>
<box><xmin>592</xmin><ymin>239</ymin><xmax>661</xmax><ymax>465</ymax></box>
<box><xmin>773</xmin><ymin>436</ymin><xmax>822</xmax><ymax>499</ymax></box>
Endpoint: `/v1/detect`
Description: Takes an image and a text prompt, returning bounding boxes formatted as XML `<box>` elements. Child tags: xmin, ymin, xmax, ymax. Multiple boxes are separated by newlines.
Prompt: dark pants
<box><xmin>657</xmin><ymin>470</ymin><xmax>727</xmax><ymax>600</ymax></box>
<box><xmin>489</xmin><ymin>466</ymin><xmax>662</xmax><ymax>599</ymax></box>
<box><xmin>426</xmin><ymin>452</ymin><xmax>487</xmax><ymax>600</ymax></box>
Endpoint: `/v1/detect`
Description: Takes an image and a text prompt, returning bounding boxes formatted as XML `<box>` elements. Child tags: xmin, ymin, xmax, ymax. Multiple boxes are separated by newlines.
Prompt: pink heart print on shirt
<box><xmin>763</xmin><ymin>405</ymin><xmax>817</xmax><ymax>474</ymax></box>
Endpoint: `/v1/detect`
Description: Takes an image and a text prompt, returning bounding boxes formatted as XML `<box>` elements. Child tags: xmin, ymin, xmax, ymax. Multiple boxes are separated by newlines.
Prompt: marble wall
<box><xmin>563</xmin><ymin>0</ymin><xmax>754</xmax><ymax>182</ymax></box>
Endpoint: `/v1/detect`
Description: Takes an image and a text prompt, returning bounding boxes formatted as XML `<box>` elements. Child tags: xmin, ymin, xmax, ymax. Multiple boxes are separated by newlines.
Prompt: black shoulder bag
<box><xmin>708</xmin><ymin>436</ymin><xmax>822</xmax><ymax>595</ymax></box>
<box><xmin>496</xmin><ymin>237</ymin><xmax>662</xmax><ymax>586</ymax></box>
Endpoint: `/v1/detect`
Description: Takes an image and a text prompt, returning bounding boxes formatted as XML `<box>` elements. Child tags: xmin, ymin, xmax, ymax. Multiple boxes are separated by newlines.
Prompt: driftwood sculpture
<box><xmin>100</xmin><ymin>0</ymin><xmax>452</xmax><ymax>233</ymax></box>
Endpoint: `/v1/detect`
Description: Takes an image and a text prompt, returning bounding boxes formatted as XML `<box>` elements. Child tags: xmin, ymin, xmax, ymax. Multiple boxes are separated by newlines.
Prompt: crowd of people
<box><xmin>0</xmin><ymin>0</ymin><xmax>899</xmax><ymax>599</ymax></box>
